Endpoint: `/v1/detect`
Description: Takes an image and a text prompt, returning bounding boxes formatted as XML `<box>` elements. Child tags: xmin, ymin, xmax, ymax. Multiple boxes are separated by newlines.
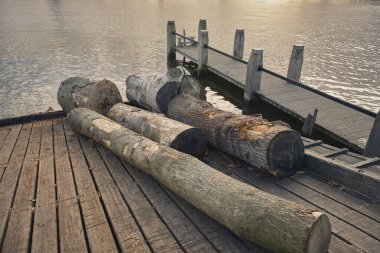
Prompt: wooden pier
<box><xmin>0</xmin><ymin>115</ymin><xmax>379</xmax><ymax>252</ymax></box>
<box><xmin>168</xmin><ymin>20</ymin><xmax>380</xmax><ymax>156</ymax></box>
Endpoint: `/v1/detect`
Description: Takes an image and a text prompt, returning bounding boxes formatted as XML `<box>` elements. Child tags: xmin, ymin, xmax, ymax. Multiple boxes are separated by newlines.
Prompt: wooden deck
<box><xmin>175</xmin><ymin>46</ymin><xmax>375</xmax><ymax>153</ymax></box>
<box><xmin>0</xmin><ymin>118</ymin><xmax>379</xmax><ymax>252</ymax></box>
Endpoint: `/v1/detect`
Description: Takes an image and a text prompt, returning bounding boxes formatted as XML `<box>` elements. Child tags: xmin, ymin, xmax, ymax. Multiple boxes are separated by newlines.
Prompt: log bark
<box><xmin>167</xmin><ymin>94</ymin><xmax>304</xmax><ymax>178</ymax></box>
<box><xmin>57</xmin><ymin>77</ymin><xmax>123</xmax><ymax>114</ymax></box>
<box><xmin>107</xmin><ymin>103</ymin><xmax>207</xmax><ymax>157</ymax></box>
<box><xmin>68</xmin><ymin>108</ymin><xmax>331</xmax><ymax>253</ymax></box>
<box><xmin>126</xmin><ymin>66</ymin><xmax>200</xmax><ymax>114</ymax></box>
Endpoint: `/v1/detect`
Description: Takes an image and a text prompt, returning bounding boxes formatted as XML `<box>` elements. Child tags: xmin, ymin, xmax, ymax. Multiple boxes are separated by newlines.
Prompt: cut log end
<box><xmin>267</xmin><ymin>130</ymin><xmax>305</xmax><ymax>178</ymax></box>
<box><xmin>87</xmin><ymin>79</ymin><xmax>123</xmax><ymax>115</ymax></box>
<box><xmin>171</xmin><ymin>128</ymin><xmax>208</xmax><ymax>158</ymax></box>
<box><xmin>306</xmin><ymin>212</ymin><xmax>331</xmax><ymax>253</ymax></box>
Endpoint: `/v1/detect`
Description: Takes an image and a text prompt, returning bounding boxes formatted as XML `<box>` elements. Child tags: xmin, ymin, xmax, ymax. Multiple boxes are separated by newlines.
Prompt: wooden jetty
<box><xmin>0</xmin><ymin>113</ymin><xmax>379</xmax><ymax>252</ymax></box>
<box><xmin>167</xmin><ymin>20</ymin><xmax>380</xmax><ymax>156</ymax></box>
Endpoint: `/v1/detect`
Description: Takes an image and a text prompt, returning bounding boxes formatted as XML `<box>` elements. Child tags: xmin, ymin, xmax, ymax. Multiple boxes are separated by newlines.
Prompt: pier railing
<box><xmin>168</xmin><ymin>20</ymin><xmax>380</xmax><ymax>156</ymax></box>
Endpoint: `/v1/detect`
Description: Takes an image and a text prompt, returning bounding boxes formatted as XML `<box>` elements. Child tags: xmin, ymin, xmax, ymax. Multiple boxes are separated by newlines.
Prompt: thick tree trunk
<box><xmin>167</xmin><ymin>94</ymin><xmax>304</xmax><ymax>178</ymax></box>
<box><xmin>126</xmin><ymin>66</ymin><xmax>201</xmax><ymax>114</ymax></box>
<box><xmin>57</xmin><ymin>77</ymin><xmax>123</xmax><ymax>114</ymax></box>
<box><xmin>68</xmin><ymin>108</ymin><xmax>331</xmax><ymax>253</ymax></box>
<box><xmin>107</xmin><ymin>103</ymin><xmax>207</xmax><ymax>157</ymax></box>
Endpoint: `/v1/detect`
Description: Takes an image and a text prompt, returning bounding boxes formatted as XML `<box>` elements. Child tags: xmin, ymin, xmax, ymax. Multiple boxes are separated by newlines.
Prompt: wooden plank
<box><xmin>203</xmin><ymin>153</ymin><xmax>359</xmax><ymax>253</ymax></box>
<box><xmin>324</xmin><ymin>148</ymin><xmax>349</xmax><ymax>158</ymax></box>
<box><xmin>303</xmin><ymin>150</ymin><xmax>380</xmax><ymax>202</ymax></box>
<box><xmin>0</xmin><ymin>125</ymin><xmax>22</xmax><ymax>181</ymax></box>
<box><xmin>73</xmin><ymin>133</ymin><xmax>151</xmax><ymax>253</ymax></box>
<box><xmin>53</xmin><ymin>119</ymin><xmax>88</xmax><ymax>253</ymax></box>
<box><xmin>31</xmin><ymin>120</ymin><xmax>58</xmax><ymax>253</ymax></box>
<box><xmin>0</xmin><ymin>123</ymin><xmax>32</xmax><ymax>249</ymax></box>
<box><xmin>304</xmin><ymin>140</ymin><xmax>323</xmax><ymax>148</ymax></box>
<box><xmin>1</xmin><ymin>121</ymin><xmax>43</xmax><ymax>253</ymax></box>
<box><xmin>103</xmin><ymin>151</ymin><xmax>183</xmax><ymax>252</ymax></box>
<box><xmin>291</xmin><ymin>175</ymin><xmax>380</xmax><ymax>222</ymax></box>
<box><xmin>0</xmin><ymin>127</ymin><xmax>11</xmax><ymax>150</ymax></box>
<box><xmin>162</xmin><ymin>187</ymin><xmax>258</xmax><ymax>253</ymax></box>
<box><xmin>63</xmin><ymin>127</ymin><xmax>118</xmax><ymax>252</ymax></box>
<box><xmin>121</xmin><ymin>156</ymin><xmax>219</xmax><ymax>252</ymax></box>
<box><xmin>353</xmin><ymin>157</ymin><xmax>380</xmax><ymax>168</ymax></box>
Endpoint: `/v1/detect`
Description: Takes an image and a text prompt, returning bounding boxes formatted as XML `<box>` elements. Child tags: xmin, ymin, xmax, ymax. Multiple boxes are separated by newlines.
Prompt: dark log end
<box><xmin>170</xmin><ymin>128</ymin><xmax>208</xmax><ymax>158</ymax></box>
<box><xmin>267</xmin><ymin>130</ymin><xmax>304</xmax><ymax>178</ymax></box>
<box><xmin>156</xmin><ymin>81</ymin><xmax>181</xmax><ymax>114</ymax></box>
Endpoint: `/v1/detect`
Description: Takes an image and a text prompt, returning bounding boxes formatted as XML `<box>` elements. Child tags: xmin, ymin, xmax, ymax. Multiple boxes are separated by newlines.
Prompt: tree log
<box><xmin>68</xmin><ymin>108</ymin><xmax>331</xmax><ymax>253</ymax></box>
<box><xmin>107</xmin><ymin>103</ymin><xmax>207</xmax><ymax>157</ymax></box>
<box><xmin>57</xmin><ymin>77</ymin><xmax>123</xmax><ymax>114</ymax></box>
<box><xmin>167</xmin><ymin>94</ymin><xmax>304</xmax><ymax>178</ymax></box>
<box><xmin>126</xmin><ymin>66</ymin><xmax>200</xmax><ymax>114</ymax></box>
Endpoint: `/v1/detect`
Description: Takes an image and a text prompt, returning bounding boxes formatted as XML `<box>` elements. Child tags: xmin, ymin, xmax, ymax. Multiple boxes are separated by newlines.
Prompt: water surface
<box><xmin>0</xmin><ymin>0</ymin><xmax>379</xmax><ymax>119</ymax></box>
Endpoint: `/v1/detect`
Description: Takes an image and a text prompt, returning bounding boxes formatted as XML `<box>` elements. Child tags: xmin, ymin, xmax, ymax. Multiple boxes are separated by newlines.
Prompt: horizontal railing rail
<box><xmin>172</xmin><ymin>32</ymin><xmax>376</xmax><ymax>118</ymax></box>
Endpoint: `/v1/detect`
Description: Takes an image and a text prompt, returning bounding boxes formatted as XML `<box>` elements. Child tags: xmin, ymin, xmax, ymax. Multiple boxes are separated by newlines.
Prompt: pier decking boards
<box><xmin>175</xmin><ymin>46</ymin><xmax>375</xmax><ymax>153</ymax></box>
<box><xmin>0</xmin><ymin>118</ymin><xmax>379</xmax><ymax>252</ymax></box>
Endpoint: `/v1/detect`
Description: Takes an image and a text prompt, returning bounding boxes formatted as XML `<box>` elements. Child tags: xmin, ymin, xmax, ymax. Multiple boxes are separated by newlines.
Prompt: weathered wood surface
<box><xmin>57</xmin><ymin>77</ymin><xmax>122</xmax><ymax>114</ymax></box>
<box><xmin>107</xmin><ymin>103</ymin><xmax>207</xmax><ymax>157</ymax></box>
<box><xmin>364</xmin><ymin>110</ymin><xmax>380</xmax><ymax>157</ymax></box>
<box><xmin>175</xmin><ymin>46</ymin><xmax>375</xmax><ymax>153</ymax></box>
<box><xmin>167</xmin><ymin>94</ymin><xmax>304</xmax><ymax>178</ymax></box>
<box><xmin>126</xmin><ymin>66</ymin><xmax>195</xmax><ymax>114</ymax></box>
<box><xmin>68</xmin><ymin>108</ymin><xmax>331</xmax><ymax>253</ymax></box>
<box><xmin>1</xmin><ymin>119</ymin><xmax>380</xmax><ymax>253</ymax></box>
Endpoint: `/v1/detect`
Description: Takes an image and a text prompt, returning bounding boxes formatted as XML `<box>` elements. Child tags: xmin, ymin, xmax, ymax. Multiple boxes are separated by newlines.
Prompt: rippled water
<box><xmin>0</xmin><ymin>0</ymin><xmax>379</xmax><ymax>119</ymax></box>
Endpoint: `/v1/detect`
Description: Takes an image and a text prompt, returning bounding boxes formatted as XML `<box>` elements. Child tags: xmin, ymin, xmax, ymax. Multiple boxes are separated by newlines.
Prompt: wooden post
<box><xmin>287</xmin><ymin>44</ymin><xmax>304</xmax><ymax>82</ymax></box>
<box><xmin>198</xmin><ymin>30</ymin><xmax>209</xmax><ymax>76</ymax></box>
<box><xmin>244</xmin><ymin>49</ymin><xmax>263</xmax><ymax>103</ymax></box>
<box><xmin>167</xmin><ymin>21</ymin><xmax>176</xmax><ymax>60</ymax></box>
<box><xmin>233</xmin><ymin>29</ymin><xmax>244</xmax><ymax>59</ymax></box>
<box><xmin>198</xmin><ymin>19</ymin><xmax>207</xmax><ymax>41</ymax></box>
<box><xmin>301</xmin><ymin>108</ymin><xmax>318</xmax><ymax>137</ymax></box>
<box><xmin>364</xmin><ymin>110</ymin><xmax>380</xmax><ymax>157</ymax></box>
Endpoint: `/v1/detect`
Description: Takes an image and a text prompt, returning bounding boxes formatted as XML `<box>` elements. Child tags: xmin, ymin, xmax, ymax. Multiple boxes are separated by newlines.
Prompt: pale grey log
<box><xmin>233</xmin><ymin>29</ymin><xmax>244</xmax><ymax>59</ymax></box>
<box><xmin>57</xmin><ymin>77</ymin><xmax>122</xmax><ymax>115</ymax></box>
<box><xmin>244</xmin><ymin>49</ymin><xmax>263</xmax><ymax>103</ymax></box>
<box><xmin>68</xmin><ymin>108</ymin><xmax>331</xmax><ymax>253</ymax></box>
<box><xmin>107</xmin><ymin>103</ymin><xmax>207</xmax><ymax>157</ymax></box>
<box><xmin>301</xmin><ymin>109</ymin><xmax>318</xmax><ymax>137</ymax></box>
<box><xmin>126</xmin><ymin>66</ymin><xmax>200</xmax><ymax>114</ymax></box>
<box><xmin>364</xmin><ymin>110</ymin><xmax>380</xmax><ymax>157</ymax></box>
<box><xmin>167</xmin><ymin>21</ymin><xmax>176</xmax><ymax>59</ymax></box>
<box><xmin>198</xmin><ymin>30</ymin><xmax>209</xmax><ymax>76</ymax></box>
<box><xmin>167</xmin><ymin>94</ymin><xmax>305</xmax><ymax>178</ymax></box>
<box><xmin>287</xmin><ymin>44</ymin><xmax>304</xmax><ymax>82</ymax></box>
<box><xmin>198</xmin><ymin>19</ymin><xmax>207</xmax><ymax>42</ymax></box>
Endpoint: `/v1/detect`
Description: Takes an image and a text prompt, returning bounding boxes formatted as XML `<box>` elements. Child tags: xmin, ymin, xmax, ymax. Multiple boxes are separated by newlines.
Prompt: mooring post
<box><xmin>198</xmin><ymin>30</ymin><xmax>209</xmax><ymax>77</ymax></box>
<box><xmin>198</xmin><ymin>19</ymin><xmax>207</xmax><ymax>41</ymax></box>
<box><xmin>244</xmin><ymin>49</ymin><xmax>263</xmax><ymax>103</ymax></box>
<box><xmin>363</xmin><ymin>110</ymin><xmax>380</xmax><ymax>157</ymax></box>
<box><xmin>287</xmin><ymin>44</ymin><xmax>304</xmax><ymax>82</ymax></box>
<box><xmin>301</xmin><ymin>108</ymin><xmax>318</xmax><ymax>137</ymax></box>
<box><xmin>233</xmin><ymin>29</ymin><xmax>245</xmax><ymax>59</ymax></box>
<box><xmin>167</xmin><ymin>21</ymin><xmax>176</xmax><ymax>60</ymax></box>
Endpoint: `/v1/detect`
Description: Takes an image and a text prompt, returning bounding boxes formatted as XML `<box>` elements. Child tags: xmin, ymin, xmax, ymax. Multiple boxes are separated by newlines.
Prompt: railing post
<box><xmin>287</xmin><ymin>44</ymin><xmax>304</xmax><ymax>82</ymax></box>
<box><xmin>167</xmin><ymin>21</ymin><xmax>176</xmax><ymax>60</ymax></box>
<box><xmin>233</xmin><ymin>29</ymin><xmax>244</xmax><ymax>59</ymax></box>
<box><xmin>198</xmin><ymin>30</ymin><xmax>209</xmax><ymax>77</ymax></box>
<box><xmin>198</xmin><ymin>19</ymin><xmax>207</xmax><ymax>41</ymax></box>
<box><xmin>244</xmin><ymin>49</ymin><xmax>263</xmax><ymax>103</ymax></box>
<box><xmin>364</xmin><ymin>110</ymin><xmax>380</xmax><ymax>157</ymax></box>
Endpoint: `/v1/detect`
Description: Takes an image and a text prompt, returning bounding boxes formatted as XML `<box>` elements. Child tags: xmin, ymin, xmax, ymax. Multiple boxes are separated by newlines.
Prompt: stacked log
<box><xmin>107</xmin><ymin>103</ymin><xmax>207</xmax><ymax>157</ymax></box>
<box><xmin>68</xmin><ymin>108</ymin><xmax>331</xmax><ymax>253</ymax></box>
<box><xmin>167</xmin><ymin>94</ymin><xmax>304</xmax><ymax>178</ymax></box>
<box><xmin>57</xmin><ymin>77</ymin><xmax>122</xmax><ymax>114</ymax></box>
<box><xmin>126</xmin><ymin>66</ymin><xmax>200</xmax><ymax>114</ymax></box>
